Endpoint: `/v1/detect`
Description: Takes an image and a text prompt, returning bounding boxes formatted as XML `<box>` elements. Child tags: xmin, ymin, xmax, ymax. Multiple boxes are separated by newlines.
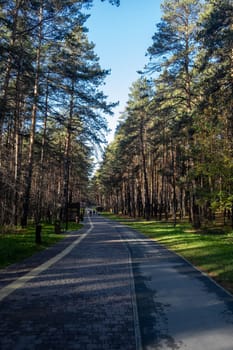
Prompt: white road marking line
<box><xmin>0</xmin><ymin>218</ymin><xmax>93</xmax><ymax>302</ymax></box>
<box><xmin>113</xmin><ymin>223</ymin><xmax>142</xmax><ymax>350</ymax></box>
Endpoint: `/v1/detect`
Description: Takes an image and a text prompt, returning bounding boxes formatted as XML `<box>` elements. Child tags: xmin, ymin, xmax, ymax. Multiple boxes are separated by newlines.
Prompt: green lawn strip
<box><xmin>66</xmin><ymin>222</ymin><xmax>83</xmax><ymax>232</ymax></box>
<box><xmin>102</xmin><ymin>213</ymin><xmax>233</xmax><ymax>294</ymax></box>
<box><xmin>0</xmin><ymin>222</ymin><xmax>83</xmax><ymax>269</ymax></box>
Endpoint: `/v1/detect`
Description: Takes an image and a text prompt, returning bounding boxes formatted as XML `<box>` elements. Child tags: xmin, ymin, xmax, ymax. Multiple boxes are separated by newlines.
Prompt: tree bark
<box><xmin>21</xmin><ymin>4</ymin><xmax>43</xmax><ymax>226</ymax></box>
<box><xmin>139</xmin><ymin>113</ymin><xmax>150</xmax><ymax>220</ymax></box>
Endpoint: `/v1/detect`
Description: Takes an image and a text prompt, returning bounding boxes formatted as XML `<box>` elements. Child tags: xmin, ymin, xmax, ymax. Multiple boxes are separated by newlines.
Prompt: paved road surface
<box><xmin>0</xmin><ymin>215</ymin><xmax>233</xmax><ymax>349</ymax></box>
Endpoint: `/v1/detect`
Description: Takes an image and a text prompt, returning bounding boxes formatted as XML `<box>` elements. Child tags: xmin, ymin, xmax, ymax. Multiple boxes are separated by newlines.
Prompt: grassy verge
<box><xmin>102</xmin><ymin>212</ymin><xmax>233</xmax><ymax>294</ymax></box>
<box><xmin>0</xmin><ymin>222</ymin><xmax>83</xmax><ymax>269</ymax></box>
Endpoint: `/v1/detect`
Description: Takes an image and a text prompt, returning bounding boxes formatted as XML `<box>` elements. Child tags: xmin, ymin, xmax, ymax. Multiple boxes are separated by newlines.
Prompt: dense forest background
<box><xmin>0</xmin><ymin>0</ymin><xmax>119</xmax><ymax>227</ymax></box>
<box><xmin>0</xmin><ymin>0</ymin><xmax>232</xmax><ymax>229</ymax></box>
<box><xmin>93</xmin><ymin>0</ymin><xmax>233</xmax><ymax>228</ymax></box>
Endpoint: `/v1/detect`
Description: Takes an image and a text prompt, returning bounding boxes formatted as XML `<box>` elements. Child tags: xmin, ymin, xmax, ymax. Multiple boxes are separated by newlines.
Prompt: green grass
<box><xmin>0</xmin><ymin>222</ymin><xmax>83</xmax><ymax>269</ymax></box>
<box><xmin>65</xmin><ymin>222</ymin><xmax>83</xmax><ymax>232</ymax></box>
<box><xmin>103</xmin><ymin>212</ymin><xmax>233</xmax><ymax>294</ymax></box>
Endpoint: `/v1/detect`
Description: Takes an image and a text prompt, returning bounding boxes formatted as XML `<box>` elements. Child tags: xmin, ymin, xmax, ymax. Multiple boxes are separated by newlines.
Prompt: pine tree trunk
<box><xmin>36</xmin><ymin>74</ymin><xmax>49</xmax><ymax>222</ymax></box>
<box><xmin>21</xmin><ymin>4</ymin><xmax>43</xmax><ymax>226</ymax></box>
<box><xmin>13</xmin><ymin>70</ymin><xmax>23</xmax><ymax>226</ymax></box>
<box><xmin>139</xmin><ymin>114</ymin><xmax>150</xmax><ymax>220</ymax></box>
<box><xmin>62</xmin><ymin>84</ymin><xmax>74</xmax><ymax>229</ymax></box>
<box><xmin>171</xmin><ymin>141</ymin><xmax>177</xmax><ymax>226</ymax></box>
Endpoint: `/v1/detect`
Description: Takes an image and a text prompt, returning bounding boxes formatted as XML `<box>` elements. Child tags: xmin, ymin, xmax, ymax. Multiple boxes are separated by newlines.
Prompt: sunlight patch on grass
<box><xmin>102</xmin><ymin>213</ymin><xmax>233</xmax><ymax>294</ymax></box>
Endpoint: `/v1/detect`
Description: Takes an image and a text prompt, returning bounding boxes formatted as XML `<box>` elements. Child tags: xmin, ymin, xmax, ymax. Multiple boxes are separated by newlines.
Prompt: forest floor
<box><xmin>102</xmin><ymin>212</ymin><xmax>233</xmax><ymax>295</ymax></box>
<box><xmin>0</xmin><ymin>222</ymin><xmax>83</xmax><ymax>269</ymax></box>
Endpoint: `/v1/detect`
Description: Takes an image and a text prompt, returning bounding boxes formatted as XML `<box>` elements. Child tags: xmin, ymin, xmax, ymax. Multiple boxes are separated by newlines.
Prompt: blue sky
<box><xmin>86</xmin><ymin>0</ymin><xmax>163</xmax><ymax>142</ymax></box>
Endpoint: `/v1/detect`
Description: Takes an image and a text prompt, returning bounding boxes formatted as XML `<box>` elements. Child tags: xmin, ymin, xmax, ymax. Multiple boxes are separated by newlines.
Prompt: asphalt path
<box><xmin>0</xmin><ymin>215</ymin><xmax>233</xmax><ymax>349</ymax></box>
<box><xmin>114</xmin><ymin>219</ymin><xmax>233</xmax><ymax>350</ymax></box>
